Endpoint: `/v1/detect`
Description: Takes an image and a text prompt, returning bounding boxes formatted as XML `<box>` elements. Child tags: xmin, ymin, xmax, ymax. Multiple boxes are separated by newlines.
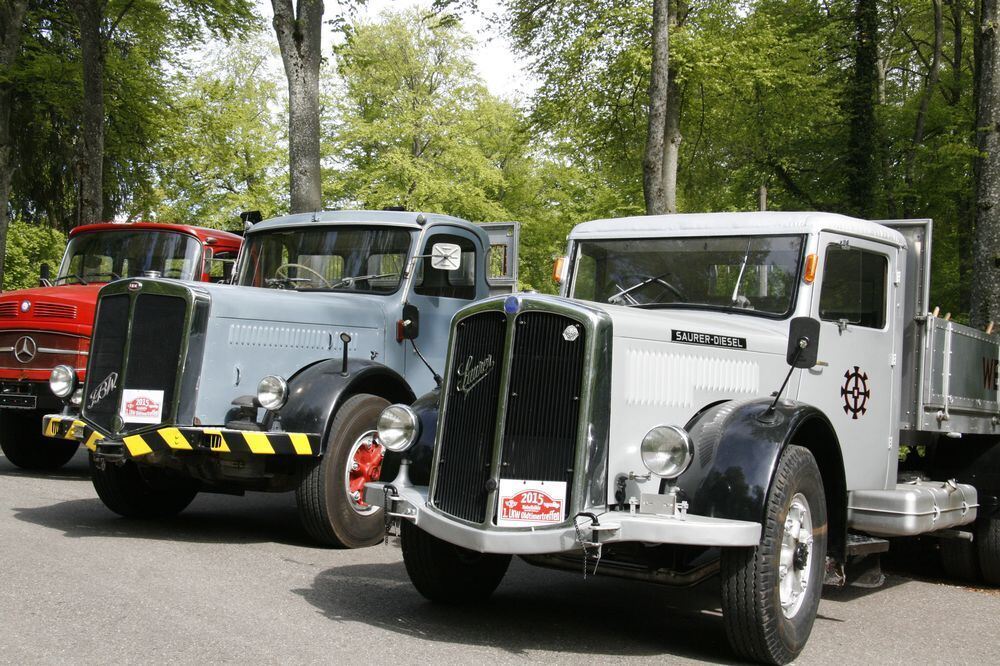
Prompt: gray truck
<box><xmin>44</xmin><ymin>210</ymin><xmax>518</xmax><ymax>548</ymax></box>
<box><xmin>368</xmin><ymin>213</ymin><xmax>999</xmax><ymax>664</ymax></box>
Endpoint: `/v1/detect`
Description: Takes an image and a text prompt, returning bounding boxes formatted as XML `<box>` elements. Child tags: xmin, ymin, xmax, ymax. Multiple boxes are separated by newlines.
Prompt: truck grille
<box><xmin>82</xmin><ymin>290</ymin><xmax>188</xmax><ymax>435</ymax></box>
<box><xmin>432</xmin><ymin>308</ymin><xmax>587</xmax><ymax>525</ymax></box>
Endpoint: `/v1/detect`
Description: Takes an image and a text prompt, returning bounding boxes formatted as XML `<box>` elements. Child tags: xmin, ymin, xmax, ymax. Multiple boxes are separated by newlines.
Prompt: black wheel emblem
<box><xmin>840</xmin><ymin>366</ymin><xmax>870</xmax><ymax>419</ymax></box>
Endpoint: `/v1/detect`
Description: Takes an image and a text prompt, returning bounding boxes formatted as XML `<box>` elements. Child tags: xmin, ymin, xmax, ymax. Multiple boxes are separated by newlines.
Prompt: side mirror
<box><xmin>430</xmin><ymin>243</ymin><xmax>462</xmax><ymax>271</ymax></box>
<box><xmin>397</xmin><ymin>302</ymin><xmax>420</xmax><ymax>341</ymax></box>
<box><xmin>39</xmin><ymin>263</ymin><xmax>51</xmax><ymax>287</ymax></box>
<box><xmin>787</xmin><ymin>317</ymin><xmax>820</xmax><ymax>368</ymax></box>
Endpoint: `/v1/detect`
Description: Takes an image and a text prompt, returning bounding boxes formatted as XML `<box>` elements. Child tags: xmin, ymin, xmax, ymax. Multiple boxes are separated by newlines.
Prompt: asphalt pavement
<box><xmin>1</xmin><ymin>447</ymin><xmax>997</xmax><ymax>664</ymax></box>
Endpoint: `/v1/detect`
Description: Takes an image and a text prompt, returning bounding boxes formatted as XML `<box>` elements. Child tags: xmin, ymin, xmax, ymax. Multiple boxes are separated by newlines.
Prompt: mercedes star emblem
<box><xmin>13</xmin><ymin>335</ymin><xmax>37</xmax><ymax>363</ymax></box>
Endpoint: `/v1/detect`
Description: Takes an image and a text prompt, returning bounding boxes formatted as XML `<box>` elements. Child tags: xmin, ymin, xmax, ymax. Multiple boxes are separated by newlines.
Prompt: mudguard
<box><xmin>278</xmin><ymin>359</ymin><xmax>416</xmax><ymax>454</ymax></box>
<box><xmin>675</xmin><ymin>397</ymin><xmax>847</xmax><ymax>556</ymax></box>
<box><xmin>379</xmin><ymin>388</ymin><xmax>440</xmax><ymax>486</ymax></box>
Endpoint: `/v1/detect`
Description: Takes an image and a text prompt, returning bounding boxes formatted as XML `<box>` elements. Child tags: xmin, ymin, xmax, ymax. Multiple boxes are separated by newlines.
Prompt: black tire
<box><xmin>295</xmin><ymin>393</ymin><xmax>389</xmax><ymax>548</ymax></box>
<box><xmin>401</xmin><ymin>520</ymin><xmax>511</xmax><ymax>603</ymax></box>
<box><xmin>89</xmin><ymin>454</ymin><xmax>199</xmax><ymax>519</ymax></box>
<box><xmin>720</xmin><ymin>445</ymin><xmax>828</xmax><ymax>665</ymax></box>
<box><xmin>0</xmin><ymin>410</ymin><xmax>79</xmax><ymax>470</ymax></box>
<box><xmin>977</xmin><ymin>513</ymin><xmax>1000</xmax><ymax>585</ymax></box>
<box><xmin>940</xmin><ymin>537</ymin><xmax>981</xmax><ymax>582</ymax></box>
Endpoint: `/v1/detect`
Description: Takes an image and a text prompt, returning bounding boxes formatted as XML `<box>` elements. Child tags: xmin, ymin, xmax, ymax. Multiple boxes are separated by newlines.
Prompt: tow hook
<box><xmin>93</xmin><ymin>441</ymin><xmax>127</xmax><ymax>468</ymax></box>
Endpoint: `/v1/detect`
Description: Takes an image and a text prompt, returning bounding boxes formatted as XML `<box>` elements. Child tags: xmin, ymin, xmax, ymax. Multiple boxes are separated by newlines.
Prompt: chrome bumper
<box><xmin>366</xmin><ymin>480</ymin><xmax>762</xmax><ymax>555</ymax></box>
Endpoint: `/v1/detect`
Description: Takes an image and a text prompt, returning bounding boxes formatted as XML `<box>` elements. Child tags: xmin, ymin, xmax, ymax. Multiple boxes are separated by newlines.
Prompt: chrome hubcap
<box><xmin>778</xmin><ymin>493</ymin><xmax>814</xmax><ymax>619</ymax></box>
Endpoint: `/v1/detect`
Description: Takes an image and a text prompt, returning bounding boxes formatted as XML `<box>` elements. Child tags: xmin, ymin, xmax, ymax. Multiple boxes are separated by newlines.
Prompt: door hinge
<box><xmin>888</xmin><ymin>436</ymin><xmax>893</xmax><ymax>451</ymax></box>
<box><xmin>889</xmin><ymin>352</ymin><xmax>897</xmax><ymax>367</ymax></box>
<box><xmin>894</xmin><ymin>270</ymin><xmax>901</xmax><ymax>286</ymax></box>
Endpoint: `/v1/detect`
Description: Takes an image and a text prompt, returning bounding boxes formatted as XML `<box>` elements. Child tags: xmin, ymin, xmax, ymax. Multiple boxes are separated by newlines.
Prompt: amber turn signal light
<box><xmin>553</xmin><ymin>256</ymin><xmax>566</xmax><ymax>283</ymax></box>
<box><xmin>803</xmin><ymin>253</ymin><xmax>818</xmax><ymax>284</ymax></box>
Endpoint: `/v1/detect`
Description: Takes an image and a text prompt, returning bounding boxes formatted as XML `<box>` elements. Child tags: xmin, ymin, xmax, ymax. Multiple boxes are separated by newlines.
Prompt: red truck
<box><xmin>0</xmin><ymin>222</ymin><xmax>242</xmax><ymax>469</ymax></box>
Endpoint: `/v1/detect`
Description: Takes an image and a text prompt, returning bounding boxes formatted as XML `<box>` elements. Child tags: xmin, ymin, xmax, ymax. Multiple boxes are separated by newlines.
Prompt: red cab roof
<box><xmin>69</xmin><ymin>222</ymin><xmax>243</xmax><ymax>247</ymax></box>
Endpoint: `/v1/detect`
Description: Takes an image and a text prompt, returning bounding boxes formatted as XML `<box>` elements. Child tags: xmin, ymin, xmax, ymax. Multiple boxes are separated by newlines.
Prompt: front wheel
<box><xmin>90</xmin><ymin>455</ymin><xmax>199</xmax><ymax>519</ymax></box>
<box><xmin>295</xmin><ymin>393</ymin><xmax>389</xmax><ymax>548</ymax></box>
<box><xmin>721</xmin><ymin>445</ymin><xmax>828</xmax><ymax>665</ymax></box>
<box><xmin>401</xmin><ymin>520</ymin><xmax>511</xmax><ymax>603</ymax></box>
<box><xmin>0</xmin><ymin>410</ymin><xmax>79</xmax><ymax>470</ymax></box>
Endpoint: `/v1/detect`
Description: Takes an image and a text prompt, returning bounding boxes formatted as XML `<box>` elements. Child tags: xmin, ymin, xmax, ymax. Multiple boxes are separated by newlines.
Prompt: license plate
<box><xmin>496</xmin><ymin>479</ymin><xmax>567</xmax><ymax>527</ymax></box>
<box><xmin>0</xmin><ymin>394</ymin><xmax>36</xmax><ymax>409</ymax></box>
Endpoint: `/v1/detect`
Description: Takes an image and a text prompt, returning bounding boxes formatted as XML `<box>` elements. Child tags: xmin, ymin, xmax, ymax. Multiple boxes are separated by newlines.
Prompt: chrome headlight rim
<box><xmin>640</xmin><ymin>424</ymin><xmax>694</xmax><ymax>479</ymax></box>
<box><xmin>376</xmin><ymin>403</ymin><xmax>420</xmax><ymax>453</ymax></box>
<box><xmin>256</xmin><ymin>375</ymin><xmax>288</xmax><ymax>411</ymax></box>
<box><xmin>49</xmin><ymin>364</ymin><xmax>77</xmax><ymax>399</ymax></box>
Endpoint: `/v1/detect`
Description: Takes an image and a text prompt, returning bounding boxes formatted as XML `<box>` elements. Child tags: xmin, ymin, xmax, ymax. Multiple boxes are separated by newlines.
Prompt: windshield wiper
<box><xmin>329</xmin><ymin>272</ymin><xmax>399</xmax><ymax>289</ymax></box>
<box><xmin>54</xmin><ymin>273</ymin><xmax>88</xmax><ymax>285</ymax></box>
<box><xmin>730</xmin><ymin>238</ymin><xmax>753</xmax><ymax>305</ymax></box>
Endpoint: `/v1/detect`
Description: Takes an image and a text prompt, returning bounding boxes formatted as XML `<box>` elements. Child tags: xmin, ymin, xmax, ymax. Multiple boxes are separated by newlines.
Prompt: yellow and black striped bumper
<box><xmin>114</xmin><ymin>427</ymin><xmax>318</xmax><ymax>458</ymax></box>
<box><xmin>43</xmin><ymin>414</ymin><xmax>105</xmax><ymax>452</ymax></box>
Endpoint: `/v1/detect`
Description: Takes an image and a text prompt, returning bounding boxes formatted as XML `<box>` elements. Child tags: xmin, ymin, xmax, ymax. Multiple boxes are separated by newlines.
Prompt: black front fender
<box><xmin>676</xmin><ymin>398</ymin><xmax>844</xmax><ymax>531</ymax></box>
<box><xmin>277</xmin><ymin>359</ymin><xmax>416</xmax><ymax>454</ymax></box>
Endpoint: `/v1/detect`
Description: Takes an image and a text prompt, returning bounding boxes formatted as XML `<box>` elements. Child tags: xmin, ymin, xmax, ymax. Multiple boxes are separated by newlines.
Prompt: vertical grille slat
<box><xmin>432</xmin><ymin>311</ymin><xmax>507</xmax><ymax>523</ymax></box>
<box><xmin>432</xmin><ymin>306</ymin><xmax>587</xmax><ymax>526</ymax></box>
<box><xmin>499</xmin><ymin>313</ymin><xmax>584</xmax><ymax>495</ymax></box>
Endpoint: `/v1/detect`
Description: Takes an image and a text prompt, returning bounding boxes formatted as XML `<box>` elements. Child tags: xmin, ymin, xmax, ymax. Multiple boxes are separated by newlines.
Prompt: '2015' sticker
<box><xmin>496</xmin><ymin>479</ymin><xmax>566</xmax><ymax>527</ymax></box>
<box><xmin>119</xmin><ymin>389</ymin><xmax>165</xmax><ymax>424</ymax></box>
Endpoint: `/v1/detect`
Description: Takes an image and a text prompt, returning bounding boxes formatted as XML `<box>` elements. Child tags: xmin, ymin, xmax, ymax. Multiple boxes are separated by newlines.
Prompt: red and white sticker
<box><xmin>119</xmin><ymin>389</ymin><xmax>165</xmax><ymax>424</ymax></box>
<box><xmin>496</xmin><ymin>479</ymin><xmax>566</xmax><ymax>527</ymax></box>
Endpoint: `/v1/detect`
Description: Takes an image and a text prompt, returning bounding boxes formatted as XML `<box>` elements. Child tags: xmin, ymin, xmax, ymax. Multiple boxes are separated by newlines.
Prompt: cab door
<box><xmin>795</xmin><ymin>234</ymin><xmax>898</xmax><ymax>491</ymax></box>
<box><xmin>403</xmin><ymin>227</ymin><xmax>483</xmax><ymax>395</ymax></box>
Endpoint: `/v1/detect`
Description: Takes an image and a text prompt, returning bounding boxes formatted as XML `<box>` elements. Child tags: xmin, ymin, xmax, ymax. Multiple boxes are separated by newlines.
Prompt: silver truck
<box><xmin>44</xmin><ymin>210</ymin><xmax>518</xmax><ymax>548</ymax></box>
<box><xmin>369</xmin><ymin>212</ymin><xmax>999</xmax><ymax>664</ymax></box>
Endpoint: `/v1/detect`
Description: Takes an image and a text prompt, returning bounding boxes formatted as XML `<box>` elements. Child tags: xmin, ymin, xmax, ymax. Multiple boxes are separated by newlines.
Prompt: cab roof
<box><xmin>70</xmin><ymin>222</ymin><xmax>243</xmax><ymax>246</ymax></box>
<box><xmin>569</xmin><ymin>212</ymin><xmax>907</xmax><ymax>248</ymax></box>
<box><xmin>249</xmin><ymin>210</ymin><xmax>474</xmax><ymax>234</ymax></box>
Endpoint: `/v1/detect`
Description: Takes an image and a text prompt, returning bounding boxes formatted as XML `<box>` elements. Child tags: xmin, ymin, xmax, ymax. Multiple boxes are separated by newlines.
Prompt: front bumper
<box><xmin>42</xmin><ymin>415</ymin><xmax>320</xmax><ymax>458</ymax></box>
<box><xmin>366</xmin><ymin>481</ymin><xmax>762</xmax><ymax>555</ymax></box>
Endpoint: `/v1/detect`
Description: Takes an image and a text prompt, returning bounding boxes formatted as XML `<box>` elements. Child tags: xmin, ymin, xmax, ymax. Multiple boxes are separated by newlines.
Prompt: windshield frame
<box><xmin>55</xmin><ymin>229</ymin><xmax>204</xmax><ymax>284</ymax></box>
<box><xmin>567</xmin><ymin>233</ymin><xmax>807</xmax><ymax>320</ymax></box>
<box><xmin>234</xmin><ymin>224</ymin><xmax>416</xmax><ymax>296</ymax></box>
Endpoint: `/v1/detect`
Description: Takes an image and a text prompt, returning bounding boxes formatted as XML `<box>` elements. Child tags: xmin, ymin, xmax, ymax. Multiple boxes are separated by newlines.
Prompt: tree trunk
<box><xmin>845</xmin><ymin>0</ymin><xmax>880</xmax><ymax>218</ymax></box>
<box><xmin>643</xmin><ymin>0</ymin><xmax>669</xmax><ymax>214</ymax></box>
<box><xmin>903</xmin><ymin>0</ymin><xmax>943</xmax><ymax>217</ymax></box>
<box><xmin>0</xmin><ymin>0</ymin><xmax>27</xmax><ymax>290</ymax></box>
<box><xmin>272</xmin><ymin>0</ymin><xmax>323</xmax><ymax>214</ymax></box>
<box><xmin>661</xmin><ymin>70</ymin><xmax>681</xmax><ymax>213</ymax></box>
<box><xmin>970</xmin><ymin>0</ymin><xmax>1000</xmax><ymax>327</ymax></box>
<box><xmin>72</xmin><ymin>0</ymin><xmax>104</xmax><ymax>225</ymax></box>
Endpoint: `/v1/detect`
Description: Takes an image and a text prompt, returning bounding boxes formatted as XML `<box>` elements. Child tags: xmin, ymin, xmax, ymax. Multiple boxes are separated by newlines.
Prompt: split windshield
<box><xmin>570</xmin><ymin>235</ymin><xmax>805</xmax><ymax>317</ymax></box>
<box><xmin>56</xmin><ymin>230</ymin><xmax>202</xmax><ymax>284</ymax></box>
<box><xmin>236</xmin><ymin>226</ymin><xmax>412</xmax><ymax>293</ymax></box>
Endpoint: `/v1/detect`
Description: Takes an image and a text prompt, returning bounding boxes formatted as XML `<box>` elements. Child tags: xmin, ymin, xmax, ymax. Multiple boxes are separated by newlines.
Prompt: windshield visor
<box><xmin>57</xmin><ymin>230</ymin><xmax>202</xmax><ymax>284</ymax></box>
<box><xmin>236</xmin><ymin>226</ymin><xmax>412</xmax><ymax>293</ymax></box>
<box><xmin>571</xmin><ymin>235</ymin><xmax>805</xmax><ymax>317</ymax></box>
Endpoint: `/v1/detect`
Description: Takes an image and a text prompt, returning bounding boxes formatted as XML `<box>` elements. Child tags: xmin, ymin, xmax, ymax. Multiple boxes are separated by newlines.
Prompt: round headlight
<box><xmin>640</xmin><ymin>425</ymin><xmax>694</xmax><ymax>479</ymax></box>
<box><xmin>49</xmin><ymin>364</ymin><xmax>77</xmax><ymax>398</ymax></box>
<box><xmin>377</xmin><ymin>404</ymin><xmax>419</xmax><ymax>453</ymax></box>
<box><xmin>256</xmin><ymin>375</ymin><xmax>288</xmax><ymax>411</ymax></box>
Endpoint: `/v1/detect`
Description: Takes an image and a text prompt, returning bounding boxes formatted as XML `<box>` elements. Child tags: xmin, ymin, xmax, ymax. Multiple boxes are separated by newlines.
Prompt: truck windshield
<box><xmin>236</xmin><ymin>226</ymin><xmax>412</xmax><ymax>293</ymax></box>
<box><xmin>571</xmin><ymin>235</ymin><xmax>805</xmax><ymax>317</ymax></box>
<box><xmin>56</xmin><ymin>230</ymin><xmax>202</xmax><ymax>284</ymax></box>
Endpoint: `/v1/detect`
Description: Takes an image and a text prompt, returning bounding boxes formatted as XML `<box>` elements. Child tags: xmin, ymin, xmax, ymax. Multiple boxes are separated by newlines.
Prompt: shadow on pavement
<box><xmin>294</xmin><ymin>558</ymin><xmax>740</xmax><ymax>662</ymax></box>
<box><xmin>11</xmin><ymin>491</ymin><xmax>317</xmax><ymax>547</ymax></box>
<box><xmin>0</xmin><ymin>447</ymin><xmax>92</xmax><ymax>481</ymax></box>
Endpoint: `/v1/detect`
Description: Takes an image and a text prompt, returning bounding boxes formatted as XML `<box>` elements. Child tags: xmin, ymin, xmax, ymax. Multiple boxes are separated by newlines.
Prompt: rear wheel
<box><xmin>721</xmin><ymin>445</ymin><xmax>827</xmax><ymax>665</ymax></box>
<box><xmin>401</xmin><ymin>520</ymin><xmax>511</xmax><ymax>603</ymax></box>
<box><xmin>940</xmin><ymin>537</ymin><xmax>980</xmax><ymax>582</ymax></box>
<box><xmin>977</xmin><ymin>513</ymin><xmax>1000</xmax><ymax>585</ymax></box>
<box><xmin>0</xmin><ymin>410</ymin><xmax>79</xmax><ymax>470</ymax></box>
<box><xmin>90</xmin><ymin>455</ymin><xmax>199</xmax><ymax>518</ymax></box>
<box><xmin>295</xmin><ymin>393</ymin><xmax>389</xmax><ymax>548</ymax></box>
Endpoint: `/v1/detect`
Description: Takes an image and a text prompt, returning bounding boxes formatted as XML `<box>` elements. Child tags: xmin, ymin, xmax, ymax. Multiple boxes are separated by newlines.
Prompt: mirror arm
<box><xmin>765</xmin><ymin>337</ymin><xmax>807</xmax><ymax>416</ymax></box>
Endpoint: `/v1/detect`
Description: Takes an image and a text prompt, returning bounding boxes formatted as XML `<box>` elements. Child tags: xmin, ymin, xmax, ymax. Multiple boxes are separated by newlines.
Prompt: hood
<box><xmin>590</xmin><ymin>303</ymin><xmax>788</xmax><ymax>357</ymax></box>
<box><xmin>0</xmin><ymin>283</ymin><xmax>105</xmax><ymax>336</ymax></box>
<box><xmin>194</xmin><ymin>282</ymin><xmax>389</xmax><ymax>330</ymax></box>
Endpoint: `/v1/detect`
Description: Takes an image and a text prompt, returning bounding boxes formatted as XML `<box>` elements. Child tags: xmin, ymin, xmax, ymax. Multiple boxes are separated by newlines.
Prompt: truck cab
<box><xmin>0</xmin><ymin>222</ymin><xmax>240</xmax><ymax>470</ymax></box>
<box><xmin>370</xmin><ymin>212</ymin><xmax>998</xmax><ymax>665</ymax></box>
<box><xmin>46</xmin><ymin>210</ymin><xmax>518</xmax><ymax>549</ymax></box>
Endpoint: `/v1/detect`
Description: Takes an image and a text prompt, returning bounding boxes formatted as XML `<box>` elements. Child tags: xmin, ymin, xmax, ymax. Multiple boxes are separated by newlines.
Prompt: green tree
<box><xmin>2</xmin><ymin>219</ymin><xmax>63</xmax><ymax>290</ymax></box>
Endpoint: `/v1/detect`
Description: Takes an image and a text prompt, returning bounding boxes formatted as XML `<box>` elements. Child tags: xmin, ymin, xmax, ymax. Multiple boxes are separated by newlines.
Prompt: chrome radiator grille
<box><xmin>431</xmin><ymin>305</ymin><xmax>589</xmax><ymax>525</ymax></box>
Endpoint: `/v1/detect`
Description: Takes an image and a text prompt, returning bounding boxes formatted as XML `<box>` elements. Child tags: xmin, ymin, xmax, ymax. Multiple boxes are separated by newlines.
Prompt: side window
<box><xmin>819</xmin><ymin>245</ymin><xmax>887</xmax><ymax>328</ymax></box>
<box><xmin>415</xmin><ymin>233</ymin><xmax>477</xmax><ymax>300</ymax></box>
